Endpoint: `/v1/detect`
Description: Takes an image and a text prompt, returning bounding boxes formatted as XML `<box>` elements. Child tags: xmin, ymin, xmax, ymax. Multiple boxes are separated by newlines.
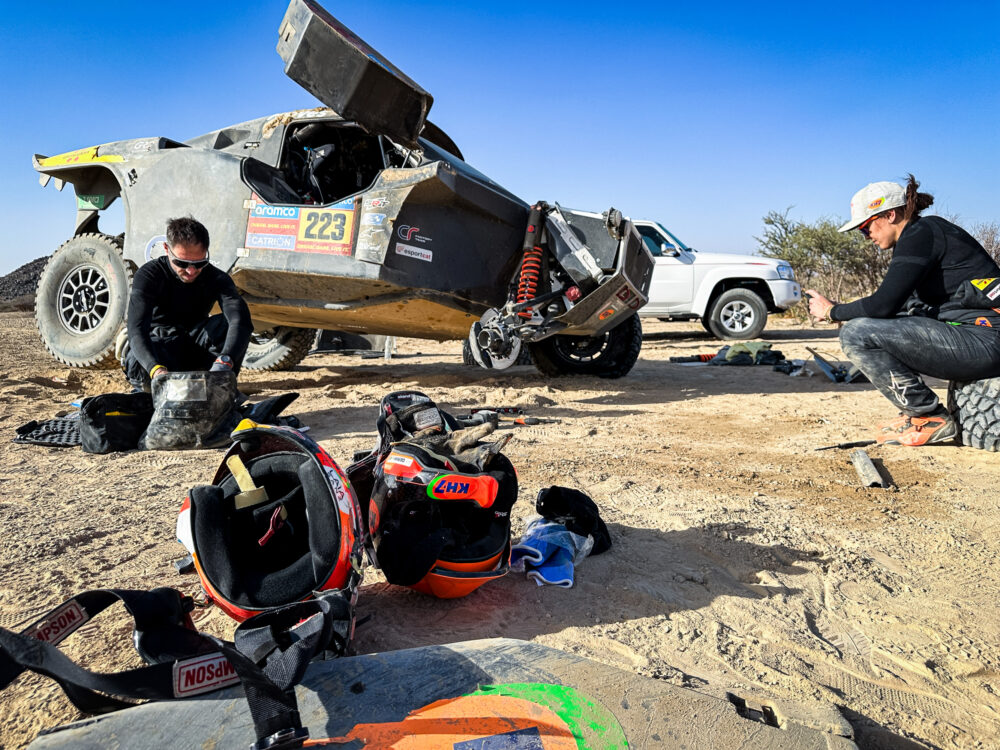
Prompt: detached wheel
<box><xmin>35</xmin><ymin>233</ymin><xmax>132</xmax><ymax>368</ymax></box>
<box><xmin>243</xmin><ymin>326</ymin><xmax>316</xmax><ymax>371</ymax></box>
<box><xmin>706</xmin><ymin>289</ymin><xmax>767</xmax><ymax>340</ymax></box>
<box><xmin>948</xmin><ymin>378</ymin><xmax>1000</xmax><ymax>451</ymax></box>
<box><xmin>528</xmin><ymin>314</ymin><xmax>642</xmax><ymax>378</ymax></box>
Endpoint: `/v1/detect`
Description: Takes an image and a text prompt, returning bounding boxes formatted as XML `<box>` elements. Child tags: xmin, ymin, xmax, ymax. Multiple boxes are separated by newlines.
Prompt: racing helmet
<box><xmin>177</xmin><ymin>420</ymin><xmax>364</xmax><ymax>622</ymax></box>
<box><xmin>369</xmin><ymin>441</ymin><xmax>517</xmax><ymax>599</ymax></box>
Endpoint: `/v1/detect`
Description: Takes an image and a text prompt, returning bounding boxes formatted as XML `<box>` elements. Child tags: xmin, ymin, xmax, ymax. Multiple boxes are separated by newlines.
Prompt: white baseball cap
<box><xmin>838</xmin><ymin>181</ymin><xmax>906</xmax><ymax>232</ymax></box>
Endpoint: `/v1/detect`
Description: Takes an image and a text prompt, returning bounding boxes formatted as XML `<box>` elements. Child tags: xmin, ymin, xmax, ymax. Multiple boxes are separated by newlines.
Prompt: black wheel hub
<box><xmin>58</xmin><ymin>265</ymin><xmax>111</xmax><ymax>334</ymax></box>
<box><xmin>554</xmin><ymin>333</ymin><xmax>610</xmax><ymax>362</ymax></box>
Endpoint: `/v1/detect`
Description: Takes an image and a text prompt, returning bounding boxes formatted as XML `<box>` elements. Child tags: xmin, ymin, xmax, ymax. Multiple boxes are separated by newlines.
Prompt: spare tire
<box><xmin>948</xmin><ymin>377</ymin><xmax>1000</xmax><ymax>451</ymax></box>
<box><xmin>35</xmin><ymin>233</ymin><xmax>132</xmax><ymax>368</ymax></box>
<box><xmin>243</xmin><ymin>326</ymin><xmax>316</xmax><ymax>371</ymax></box>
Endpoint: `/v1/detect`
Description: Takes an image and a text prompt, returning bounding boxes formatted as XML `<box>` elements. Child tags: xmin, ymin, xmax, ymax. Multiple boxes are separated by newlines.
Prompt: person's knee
<box><xmin>838</xmin><ymin>318</ymin><xmax>869</xmax><ymax>357</ymax></box>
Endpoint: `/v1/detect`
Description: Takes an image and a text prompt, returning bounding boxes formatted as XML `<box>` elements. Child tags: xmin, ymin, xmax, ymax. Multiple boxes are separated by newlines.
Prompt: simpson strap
<box><xmin>0</xmin><ymin>587</ymin><xmax>354</xmax><ymax>749</ymax></box>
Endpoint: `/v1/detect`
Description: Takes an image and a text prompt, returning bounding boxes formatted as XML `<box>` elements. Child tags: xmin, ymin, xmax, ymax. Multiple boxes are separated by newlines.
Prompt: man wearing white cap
<box><xmin>806</xmin><ymin>175</ymin><xmax>1000</xmax><ymax>446</ymax></box>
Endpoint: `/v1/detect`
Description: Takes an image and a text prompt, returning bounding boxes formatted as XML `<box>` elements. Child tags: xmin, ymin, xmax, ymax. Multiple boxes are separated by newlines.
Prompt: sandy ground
<box><xmin>1</xmin><ymin>311</ymin><xmax>999</xmax><ymax>749</ymax></box>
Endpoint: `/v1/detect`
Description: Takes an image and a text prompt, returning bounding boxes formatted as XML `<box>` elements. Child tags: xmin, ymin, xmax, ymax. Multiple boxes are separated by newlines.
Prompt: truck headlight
<box><xmin>777</xmin><ymin>264</ymin><xmax>795</xmax><ymax>281</ymax></box>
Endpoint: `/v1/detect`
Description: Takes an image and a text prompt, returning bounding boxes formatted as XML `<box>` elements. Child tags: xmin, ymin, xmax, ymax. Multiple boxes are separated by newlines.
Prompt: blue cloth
<box><xmin>510</xmin><ymin>517</ymin><xmax>593</xmax><ymax>588</ymax></box>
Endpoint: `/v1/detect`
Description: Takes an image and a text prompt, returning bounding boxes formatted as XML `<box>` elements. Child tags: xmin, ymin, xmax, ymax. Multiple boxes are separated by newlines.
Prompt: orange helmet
<box><xmin>177</xmin><ymin>420</ymin><xmax>364</xmax><ymax>621</ymax></box>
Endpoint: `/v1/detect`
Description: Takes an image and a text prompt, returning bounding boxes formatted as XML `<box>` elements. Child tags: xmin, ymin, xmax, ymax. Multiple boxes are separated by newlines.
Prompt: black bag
<box><xmin>80</xmin><ymin>392</ymin><xmax>154</xmax><ymax>454</ymax></box>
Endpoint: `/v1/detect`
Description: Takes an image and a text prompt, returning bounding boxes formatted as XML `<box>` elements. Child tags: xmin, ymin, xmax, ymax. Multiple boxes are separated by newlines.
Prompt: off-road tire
<box><xmin>948</xmin><ymin>377</ymin><xmax>1000</xmax><ymax>451</ymax></box>
<box><xmin>35</xmin><ymin>233</ymin><xmax>132</xmax><ymax>369</ymax></box>
<box><xmin>528</xmin><ymin>314</ymin><xmax>642</xmax><ymax>379</ymax></box>
<box><xmin>243</xmin><ymin>326</ymin><xmax>316</xmax><ymax>371</ymax></box>
<box><xmin>706</xmin><ymin>288</ymin><xmax>768</xmax><ymax>340</ymax></box>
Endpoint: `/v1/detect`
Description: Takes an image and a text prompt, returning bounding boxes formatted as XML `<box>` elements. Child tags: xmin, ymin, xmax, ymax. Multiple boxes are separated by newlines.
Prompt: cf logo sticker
<box><xmin>397</xmin><ymin>225</ymin><xmax>420</xmax><ymax>241</ymax></box>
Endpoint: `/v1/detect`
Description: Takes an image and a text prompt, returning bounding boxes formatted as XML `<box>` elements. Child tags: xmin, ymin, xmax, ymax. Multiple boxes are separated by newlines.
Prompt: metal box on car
<box><xmin>277</xmin><ymin>0</ymin><xmax>433</xmax><ymax>148</ymax></box>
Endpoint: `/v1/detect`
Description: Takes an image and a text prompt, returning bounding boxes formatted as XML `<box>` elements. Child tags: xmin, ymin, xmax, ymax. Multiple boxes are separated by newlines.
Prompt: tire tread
<box><xmin>35</xmin><ymin>233</ymin><xmax>129</xmax><ymax>369</ymax></box>
<box><xmin>949</xmin><ymin>377</ymin><xmax>1000</xmax><ymax>451</ymax></box>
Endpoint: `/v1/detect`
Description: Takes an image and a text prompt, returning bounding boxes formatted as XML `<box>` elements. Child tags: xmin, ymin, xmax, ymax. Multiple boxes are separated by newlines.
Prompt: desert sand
<box><xmin>1</xmin><ymin>310</ymin><xmax>998</xmax><ymax>749</ymax></box>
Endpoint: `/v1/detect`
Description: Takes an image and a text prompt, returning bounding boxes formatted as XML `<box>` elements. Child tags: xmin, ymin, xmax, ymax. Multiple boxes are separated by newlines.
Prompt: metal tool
<box><xmin>805</xmin><ymin>347</ymin><xmax>867</xmax><ymax>384</ymax></box>
<box><xmin>815</xmin><ymin>439</ymin><xmax>877</xmax><ymax>451</ymax></box>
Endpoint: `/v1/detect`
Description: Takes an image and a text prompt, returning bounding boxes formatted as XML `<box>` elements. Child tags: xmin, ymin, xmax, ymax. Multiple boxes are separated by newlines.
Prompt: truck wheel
<box><xmin>528</xmin><ymin>314</ymin><xmax>642</xmax><ymax>378</ymax></box>
<box><xmin>948</xmin><ymin>377</ymin><xmax>1000</xmax><ymax>451</ymax></box>
<box><xmin>706</xmin><ymin>289</ymin><xmax>767</xmax><ymax>340</ymax></box>
<box><xmin>243</xmin><ymin>326</ymin><xmax>316</xmax><ymax>371</ymax></box>
<box><xmin>35</xmin><ymin>233</ymin><xmax>132</xmax><ymax>368</ymax></box>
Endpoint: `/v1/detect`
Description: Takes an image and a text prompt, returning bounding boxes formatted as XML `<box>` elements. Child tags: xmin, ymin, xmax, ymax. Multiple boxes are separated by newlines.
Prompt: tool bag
<box><xmin>177</xmin><ymin>420</ymin><xmax>365</xmax><ymax>622</ymax></box>
<box><xmin>79</xmin><ymin>392</ymin><xmax>155</xmax><ymax>453</ymax></box>
<box><xmin>141</xmin><ymin>371</ymin><xmax>240</xmax><ymax>451</ymax></box>
<box><xmin>0</xmin><ymin>586</ymin><xmax>354</xmax><ymax>750</ymax></box>
<box><xmin>350</xmin><ymin>390</ymin><xmax>518</xmax><ymax>598</ymax></box>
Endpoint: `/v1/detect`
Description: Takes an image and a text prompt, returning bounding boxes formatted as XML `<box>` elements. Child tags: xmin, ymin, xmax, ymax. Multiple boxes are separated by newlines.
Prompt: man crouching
<box><xmin>122</xmin><ymin>216</ymin><xmax>252</xmax><ymax>391</ymax></box>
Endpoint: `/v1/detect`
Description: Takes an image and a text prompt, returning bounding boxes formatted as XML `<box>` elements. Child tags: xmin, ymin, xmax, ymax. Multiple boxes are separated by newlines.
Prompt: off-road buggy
<box><xmin>32</xmin><ymin>0</ymin><xmax>653</xmax><ymax>378</ymax></box>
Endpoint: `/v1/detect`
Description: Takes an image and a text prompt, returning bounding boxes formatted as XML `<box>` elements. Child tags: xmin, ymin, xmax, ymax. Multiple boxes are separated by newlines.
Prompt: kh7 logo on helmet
<box><xmin>397</xmin><ymin>225</ymin><xmax>420</xmax><ymax>241</ymax></box>
<box><xmin>867</xmin><ymin>197</ymin><xmax>886</xmax><ymax>211</ymax></box>
<box><xmin>428</xmin><ymin>473</ymin><xmax>499</xmax><ymax>508</ymax></box>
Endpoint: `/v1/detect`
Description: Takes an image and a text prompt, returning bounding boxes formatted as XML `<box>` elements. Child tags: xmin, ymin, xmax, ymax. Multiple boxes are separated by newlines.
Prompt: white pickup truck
<box><xmin>632</xmin><ymin>220</ymin><xmax>801</xmax><ymax>340</ymax></box>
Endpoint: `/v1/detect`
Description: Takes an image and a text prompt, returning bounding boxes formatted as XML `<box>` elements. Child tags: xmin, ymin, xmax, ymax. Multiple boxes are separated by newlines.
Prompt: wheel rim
<box><xmin>719</xmin><ymin>300</ymin><xmax>756</xmax><ymax>334</ymax></box>
<box><xmin>552</xmin><ymin>332</ymin><xmax>611</xmax><ymax>363</ymax></box>
<box><xmin>57</xmin><ymin>264</ymin><xmax>111</xmax><ymax>334</ymax></box>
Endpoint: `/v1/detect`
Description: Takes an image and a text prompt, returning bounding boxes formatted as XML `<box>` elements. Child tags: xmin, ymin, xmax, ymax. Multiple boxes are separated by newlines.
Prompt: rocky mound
<box><xmin>0</xmin><ymin>256</ymin><xmax>47</xmax><ymax>309</ymax></box>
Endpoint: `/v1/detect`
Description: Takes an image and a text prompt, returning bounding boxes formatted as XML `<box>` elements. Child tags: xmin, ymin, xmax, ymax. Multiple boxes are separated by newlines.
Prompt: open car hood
<box><xmin>277</xmin><ymin>0</ymin><xmax>433</xmax><ymax>149</ymax></box>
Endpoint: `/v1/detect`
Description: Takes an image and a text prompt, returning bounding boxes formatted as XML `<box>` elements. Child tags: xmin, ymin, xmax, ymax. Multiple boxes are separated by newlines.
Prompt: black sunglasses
<box><xmin>166</xmin><ymin>246</ymin><xmax>210</xmax><ymax>269</ymax></box>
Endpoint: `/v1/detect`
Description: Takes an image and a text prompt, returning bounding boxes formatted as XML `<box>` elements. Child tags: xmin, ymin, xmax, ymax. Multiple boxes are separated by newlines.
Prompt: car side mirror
<box><xmin>662</xmin><ymin>243</ymin><xmax>681</xmax><ymax>257</ymax></box>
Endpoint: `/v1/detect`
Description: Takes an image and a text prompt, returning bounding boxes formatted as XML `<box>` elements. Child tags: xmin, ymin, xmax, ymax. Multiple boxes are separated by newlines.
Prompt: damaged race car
<box><xmin>31</xmin><ymin>0</ymin><xmax>653</xmax><ymax>378</ymax></box>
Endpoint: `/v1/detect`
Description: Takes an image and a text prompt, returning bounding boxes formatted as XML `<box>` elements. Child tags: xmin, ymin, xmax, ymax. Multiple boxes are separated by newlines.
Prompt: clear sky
<box><xmin>2</xmin><ymin>1</ymin><xmax>997</xmax><ymax>274</ymax></box>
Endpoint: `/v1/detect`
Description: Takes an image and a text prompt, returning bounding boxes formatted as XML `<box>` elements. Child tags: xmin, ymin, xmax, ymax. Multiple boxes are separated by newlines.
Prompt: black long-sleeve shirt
<box><xmin>127</xmin><ymin>256</ymin><xmax>252</xmax><ymax>374</ymax></box>
<box><xmin>830</xmin><ymin>216</ymin><xmax>999</xmax><ymax>321</ymax></box>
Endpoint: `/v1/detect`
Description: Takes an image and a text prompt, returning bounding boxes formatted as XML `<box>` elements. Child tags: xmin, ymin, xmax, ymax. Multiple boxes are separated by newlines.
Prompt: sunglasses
<box><xmin>858</xmin><ymin>214</ymin><xmax>879</xmax><ymax>238</ymax></box>
<box><xmin>166</xmin><ymin>246</ymin><xmax>210</xmax><ymax>269</ymax></box>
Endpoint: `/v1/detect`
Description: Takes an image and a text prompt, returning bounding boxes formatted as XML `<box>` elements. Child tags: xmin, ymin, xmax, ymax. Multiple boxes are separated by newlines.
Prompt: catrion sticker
<box><xmin>32</xmin><ymin>600</ymin><xmax>88</xmax><ymax>645</ymax></box>
<box><xmin>173</xmin><ymin>653</ymin><xmax>239</xmax><ymax>697</ymax></box>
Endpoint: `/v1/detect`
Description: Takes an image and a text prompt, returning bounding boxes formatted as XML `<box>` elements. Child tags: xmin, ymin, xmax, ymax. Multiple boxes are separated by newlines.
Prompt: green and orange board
<box><xmin>28</xmin><ymin>639</ymin><xmax>856</xmax><ymax>749</ymax></box>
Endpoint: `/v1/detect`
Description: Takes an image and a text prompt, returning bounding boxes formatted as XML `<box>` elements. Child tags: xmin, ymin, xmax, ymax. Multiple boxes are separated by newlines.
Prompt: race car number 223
<box><xmin>297</xmin><ymin>208</ymin><xmax>354</xmax><ymax>251</ymax></box>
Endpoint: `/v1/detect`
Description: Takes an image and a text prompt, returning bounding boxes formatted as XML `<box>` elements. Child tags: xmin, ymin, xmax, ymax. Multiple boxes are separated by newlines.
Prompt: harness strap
<box><xmin>0</xmin><ymin>588</ymin><xmax>356</xmax><ymax>750</ymax></box>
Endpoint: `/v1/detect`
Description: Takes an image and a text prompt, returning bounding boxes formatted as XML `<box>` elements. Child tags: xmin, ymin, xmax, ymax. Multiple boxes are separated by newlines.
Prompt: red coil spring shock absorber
<box><xmin>515</xmin><ymin>203</ymin><xmax>547</xmax><ymax>319</ymax></box>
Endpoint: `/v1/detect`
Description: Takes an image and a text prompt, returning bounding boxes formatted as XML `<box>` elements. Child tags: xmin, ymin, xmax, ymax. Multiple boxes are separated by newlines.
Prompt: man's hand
<box><xmin>805</xmin><ymin>289</ymin><xmax>835</xmax><ymax>321</ymax></box>
<box><xmin>150</xmin><ymin>364</ymin><xmax>169</xmax><ymax>380</ymax></box>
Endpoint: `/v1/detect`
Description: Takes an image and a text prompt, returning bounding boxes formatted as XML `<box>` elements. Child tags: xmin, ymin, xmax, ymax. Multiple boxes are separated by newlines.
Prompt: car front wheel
<box><xmin>706</xmin><ymin>289</ymin><xmax>768</xmax><ymax>340</ymax></box>
<box><xmin>35</xmin><ymin>233</ymin><xmax>132</xmax><ymax>368</ymax></box>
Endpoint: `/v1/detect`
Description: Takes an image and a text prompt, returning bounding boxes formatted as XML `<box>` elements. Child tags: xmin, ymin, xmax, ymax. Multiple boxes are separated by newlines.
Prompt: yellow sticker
<box><xmin>296</xmin><ymin>207</ymin><xmax>354</xmax><ymax>254</ymax></box>
<box><xmin>38</xmin><ymin>146</ymin><xmax>124</xmax><ymax>168</ymax></box>
<box><xmin>971</xmin><ymin>278</ymin><xmax>996</xmax><ymax>290</ymax></box>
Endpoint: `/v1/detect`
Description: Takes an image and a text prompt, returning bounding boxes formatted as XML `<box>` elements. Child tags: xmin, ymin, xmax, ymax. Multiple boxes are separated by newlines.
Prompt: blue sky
<box><xmin>2</xmin><ymin>1</ymin><xmax>997</xmax><ymax>274</ymax></box>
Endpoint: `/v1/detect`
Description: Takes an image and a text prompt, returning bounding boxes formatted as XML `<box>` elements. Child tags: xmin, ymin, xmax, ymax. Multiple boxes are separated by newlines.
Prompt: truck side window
<box><xmin>637</xmin><ymin>226</ymin><xmax>669</xmax><ymax>257</ymax></box>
